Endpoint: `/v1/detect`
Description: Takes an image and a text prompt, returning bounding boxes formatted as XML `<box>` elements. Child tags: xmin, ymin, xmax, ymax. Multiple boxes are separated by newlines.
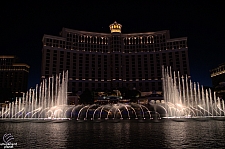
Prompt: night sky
<box><xmin>1</xmin><ymin>1</ymin><xmax>224</xmax><ymax>89</ymax></box>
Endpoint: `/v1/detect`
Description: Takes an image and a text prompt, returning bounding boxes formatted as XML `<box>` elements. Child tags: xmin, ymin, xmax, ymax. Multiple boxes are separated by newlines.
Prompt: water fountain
<box><xmin>162</xmin><ymin>66</ymin><xmax>225</xmax><ymax>121</ymax></box>
<box><xmin>66</xmin><ymin>103</ymin><xmax>161</xmax><ymax>122</ymax></box>
<box><xmin>0</xmin><ymin>70</ymin><xmax>164</xmax><ymax>122</ymax></box>
<box><xmin>0</xmin><ymin>71</ymin><xmax>69</xmax><ymax>122</ymax></box>
<box><xmin>1</xmin><ymin>66</ymin><xmax>224</xmax><ymax>123</ymax></box>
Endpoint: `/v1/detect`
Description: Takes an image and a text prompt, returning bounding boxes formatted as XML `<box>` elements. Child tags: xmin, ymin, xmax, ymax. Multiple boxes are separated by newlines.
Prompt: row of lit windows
<box><xmin>47</xmin><ymin>61</ymin><xmax>166</xmax><ymax>69</ymax></box>
<box><xmin>66</xmin><ymin>32</ymin><xmax>109</xmax><ymax>44</ymax></box>
<box><xmin>65</xmin><ymin>32</ymin><xmax>169</xmax><ymax>46</ymax></box>
<box><xmin>46</xmin><ymin>66</ymin><xmax>186</xmax><ymax>78</ymax></box>
<box><xmin>45</xmin><ymin>52</ymin><xmax>187</xmax><ymax>68</ymax></box>
<box><xmin>44</xmin><ymin>50</ymin><xmax>188</xmax><ymax>62</ymax></box>
<box><xmin>43</xmin><ymin>37</ymin><xmax>187</xmax><ymax>52</ymax></box>
<box><xmin>123</xmin><ymin>42</ymin><xmax>186</xmax><ymax>50</ymax></box>
<box><xmin>0</xmin><ymin>59</ymin><xmax>14</xmax><ymax>66</ymax></box>
<box><xmin>0</xmin><ymin>69</ymin><xmax>29</xmax><ymax>73</ymax></box>
<box><xmin>44</xmin><ymin>45</ymin><xmax>187</xmax><ymax>54</ymax></box>
<box><xmin>45</xmin><ymin>50</ymin><xmax>187</xmax><ymax>62</ymax></box>
<box><xmin>71</xmin><ymin>81</ymin><xmax>162</xmax><ymax>84</ymax></box>
<box><xmin>71</xmin><ymin>82</ymin><xmax>162</xmax><ymax>92</ymax></box>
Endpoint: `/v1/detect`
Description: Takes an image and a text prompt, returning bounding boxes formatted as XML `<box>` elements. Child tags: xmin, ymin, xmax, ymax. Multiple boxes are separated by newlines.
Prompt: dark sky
<box><xmin>1</xmin><ymin>1</ymin><xmax>224</xmax><ymax>89</ymax></box>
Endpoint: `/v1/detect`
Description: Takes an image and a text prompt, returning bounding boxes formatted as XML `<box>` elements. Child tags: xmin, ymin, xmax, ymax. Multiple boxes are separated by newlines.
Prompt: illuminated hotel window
<box><xmin>41</xmin><ymin>22</ymin><xmax>189</xmax><ymax>92</ymax></box>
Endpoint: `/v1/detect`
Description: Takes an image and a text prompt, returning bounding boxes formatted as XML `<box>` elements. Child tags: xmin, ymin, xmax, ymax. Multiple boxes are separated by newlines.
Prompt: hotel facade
<box><xmin>41</xmin><ymin>22</ymin><xmax>190</xmax><ymax>94</ymax></box>
<box><xmin>0</xmin><ymin>55</ymin><xmax>30</xmax><ymax>102</ymax></box>
<box><xmin>210</xmin><ymin>63</ymin><xmax>225</xmax><ymax>99</ymax></box>
<box><xmin>210</xmin><ymin>63</ymin><xmax>225</xmax><ymax>87</ymax></box>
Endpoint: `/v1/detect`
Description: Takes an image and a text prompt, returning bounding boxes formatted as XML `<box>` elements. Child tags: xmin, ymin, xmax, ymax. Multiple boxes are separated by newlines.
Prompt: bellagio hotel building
<box><xmin>41</xmin><ymin>21</ymin><xmax>190</xmax><ymax>93</ymax></box>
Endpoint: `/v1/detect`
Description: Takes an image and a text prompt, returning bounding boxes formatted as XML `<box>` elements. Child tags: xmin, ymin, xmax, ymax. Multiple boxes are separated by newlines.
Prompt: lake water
<box><xmin>0</xmin><ymin>119</ymin><xmax>225</xmax><ymax>148</ymax></box>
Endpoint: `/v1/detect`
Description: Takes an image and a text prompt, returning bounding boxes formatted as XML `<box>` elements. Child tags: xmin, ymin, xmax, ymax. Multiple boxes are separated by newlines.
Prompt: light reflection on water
<box><xmin>0</xmin><ymin>120</ymin><xmax>225</xmax><ymax>148</ymax></box>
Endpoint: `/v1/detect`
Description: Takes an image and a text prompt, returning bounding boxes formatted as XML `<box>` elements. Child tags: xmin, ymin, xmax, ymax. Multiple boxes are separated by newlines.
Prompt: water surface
<box><xmin>0</xmin><ymin>120</ymin><xmax>224</xmax><ymax>148</ymax></box>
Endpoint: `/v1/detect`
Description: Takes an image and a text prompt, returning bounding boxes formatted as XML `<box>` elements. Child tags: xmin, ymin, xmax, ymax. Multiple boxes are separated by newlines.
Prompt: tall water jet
<box><xmin>162</xmin><ymin>65</ymin><xmax>225</xmax><ymax>119</ymax></box>
<box><xmin>0</xmin><ymin>71</ymin><xmax>69</xmax><ymax>120</ymax></box>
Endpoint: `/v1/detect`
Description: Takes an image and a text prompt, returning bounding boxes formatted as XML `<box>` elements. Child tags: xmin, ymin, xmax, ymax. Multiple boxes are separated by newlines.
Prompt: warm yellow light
<box><xmin>109</xmin><ymin>21</ymin><xmax>122</xmax><ymax>33</ymax></box>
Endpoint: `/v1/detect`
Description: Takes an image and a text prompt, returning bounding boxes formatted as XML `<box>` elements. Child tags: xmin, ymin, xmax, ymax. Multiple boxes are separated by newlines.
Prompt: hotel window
<box><xmin>46</xmin><ymin>39</ymin><xmax>51</xmax><ymax>46</ymax></box>
<box><xmin>182</xmin><ymin>51</ymin><xmax>186</xmax><ymax>57</ymax></box>
<box><xmin>53</xmin><ymin>40</ymin><xmax>58</xmax><ymax>47</ymax></box>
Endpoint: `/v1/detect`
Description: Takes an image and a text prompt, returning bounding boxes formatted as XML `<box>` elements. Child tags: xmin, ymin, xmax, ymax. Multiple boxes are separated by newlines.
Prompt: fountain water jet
<box><xmin>162</xmin><ymin>66</ymin><xmax>225</xmax><ymax>120</ymax></box>
<box><xmin>0</xmin><ymin>71</ymin><xmax>69</xmax><ymax>121</ymax></box>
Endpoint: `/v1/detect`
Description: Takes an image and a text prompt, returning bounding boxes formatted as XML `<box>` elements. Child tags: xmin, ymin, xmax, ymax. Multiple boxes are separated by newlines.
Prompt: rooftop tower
<box><xmin>109</xmin><ymin>21</ymin><xmax>122</xmax><ymax>33</ymax></box>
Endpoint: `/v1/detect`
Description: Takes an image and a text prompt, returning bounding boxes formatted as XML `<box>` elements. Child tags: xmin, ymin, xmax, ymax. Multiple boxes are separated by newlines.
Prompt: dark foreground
<box><xmin>0</xmin><ymin>119</ymin><xmax>225</xmax><ymax>148</ymax></box>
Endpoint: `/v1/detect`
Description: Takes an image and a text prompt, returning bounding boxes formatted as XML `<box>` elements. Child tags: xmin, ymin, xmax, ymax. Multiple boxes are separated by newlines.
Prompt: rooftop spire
<box><xmin>109</xmin><ymin>21</ymin><xmax>122</xmax><ymax>33</ymax></box>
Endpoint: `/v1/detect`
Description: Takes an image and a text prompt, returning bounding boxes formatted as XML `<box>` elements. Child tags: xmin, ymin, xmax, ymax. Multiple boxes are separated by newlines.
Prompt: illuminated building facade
<box><xmin>211</xmin><ymin>63</ymin><xmax>225</xmax><ymax>87</ymax></box>
<box><xmin>0</xmin><ymin>55</ymin><xmax>30</xmax><ymax>102</ymax></box>
<box><xmin>210</xmin><ymin>63</ymin><xmax>225</xmax><ymax>99</ymax></box>
<box><xmin>41</xmin><ymin>21</ymin><xmax>190</xmax><ymax>93</ymax></box>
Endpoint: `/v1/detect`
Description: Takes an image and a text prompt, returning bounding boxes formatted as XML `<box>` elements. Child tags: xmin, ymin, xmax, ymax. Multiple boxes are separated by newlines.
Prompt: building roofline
<box><xmin>42</xmin><ymin>34</ymin><xmax>66</xmax><ymax>41</ymax></box>
<box><xmin>12</xmin><ymin>63</ymin><xmax>30</xmax><ymax>68</ymax></box>
<box><xmin>0</xmin><ymin>55</ymin><xmax>15</xmax><ymax>58</ymax></box>
<box><xmin>122</xmin><ymin>30</ymin><xmax>169</xmax><ymax>36</ymax></box>
<box><xmin>167</xmin><ymin>37</ymin><xmax>187</xmax><ymax>42</ymax></box>
<box><xmin>63</xmin><ymin>28</ymin><xmax>170</xmax><ymax>36</ymax></box>
<box><xmin>63</xmin><ymin>28</ymin><xmax>110</xmax><ymax>36</ymax></box>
